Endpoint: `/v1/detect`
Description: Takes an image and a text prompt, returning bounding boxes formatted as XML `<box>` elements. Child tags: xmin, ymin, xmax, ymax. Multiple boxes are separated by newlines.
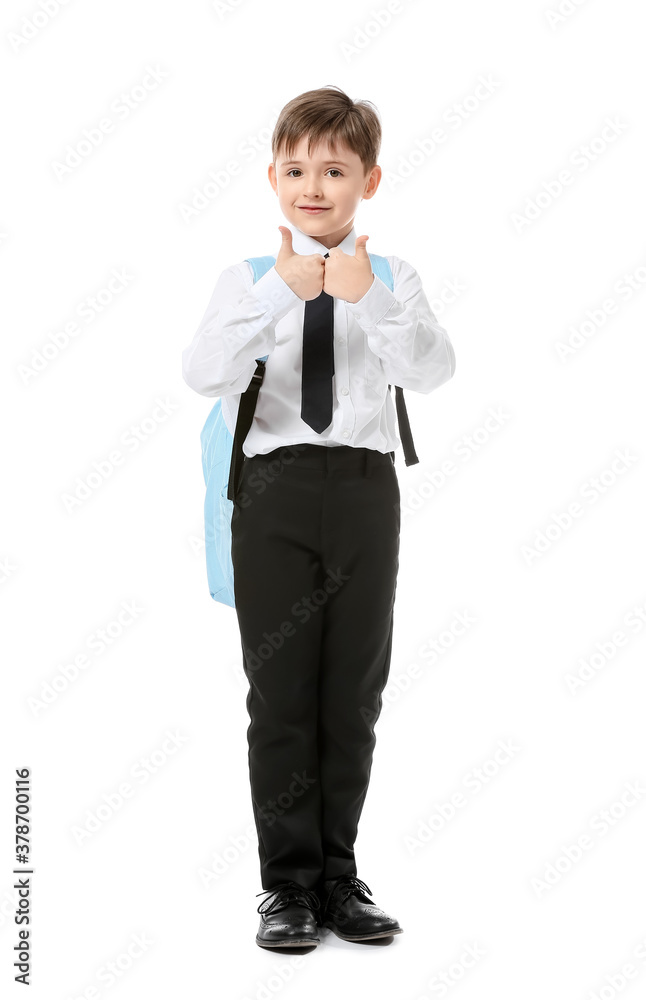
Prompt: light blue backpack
<box><xmin>200</xmin><ymin>252</ymin><xmax>417</xmax><ymax>608</ymax></box>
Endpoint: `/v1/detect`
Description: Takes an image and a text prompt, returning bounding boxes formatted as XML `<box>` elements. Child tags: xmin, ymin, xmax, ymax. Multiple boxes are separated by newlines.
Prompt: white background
<box><xmin>2</xmin><ymin>0</ymin><xmax>646</xmax><ymax>997</ymax></box>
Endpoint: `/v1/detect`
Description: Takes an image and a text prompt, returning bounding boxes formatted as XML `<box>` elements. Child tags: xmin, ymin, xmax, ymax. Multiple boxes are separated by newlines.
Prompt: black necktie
<box><xmin>301</xmin><ymin>252</ymin><xmax>334</xmax><ymax>433</ymax></box>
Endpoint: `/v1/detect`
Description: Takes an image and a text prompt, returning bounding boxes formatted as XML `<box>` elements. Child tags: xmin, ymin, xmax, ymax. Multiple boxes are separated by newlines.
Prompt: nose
<box><xmin>303</xmin><ymin>181</ymin><xmax>324</xmax><ymax>199</ymax></box>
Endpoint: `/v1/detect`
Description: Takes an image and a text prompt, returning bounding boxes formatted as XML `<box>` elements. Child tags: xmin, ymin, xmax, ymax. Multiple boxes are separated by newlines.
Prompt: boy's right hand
<box><xmin>274</xmin><ymin>226</ymin><xmax>325</xmax><ymax>301</ymax></box>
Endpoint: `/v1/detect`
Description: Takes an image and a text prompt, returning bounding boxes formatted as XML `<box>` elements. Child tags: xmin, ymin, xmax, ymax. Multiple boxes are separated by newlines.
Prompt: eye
<box><xmin>286</xmin><ymin>168</ymin><xmax>343</xmax><ymax>178</ymax></box>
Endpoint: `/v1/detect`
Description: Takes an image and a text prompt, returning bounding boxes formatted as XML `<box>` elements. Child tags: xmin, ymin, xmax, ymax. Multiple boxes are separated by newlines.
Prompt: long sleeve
<box><xmin>182</xmin><ymin>262</ymin><xmax>300</xmax><ymax>397</ymax></box>
<box><xmin>345</xmin><ymin>256</ymin><xmax>456</xmax><ymax>394</ymax></box>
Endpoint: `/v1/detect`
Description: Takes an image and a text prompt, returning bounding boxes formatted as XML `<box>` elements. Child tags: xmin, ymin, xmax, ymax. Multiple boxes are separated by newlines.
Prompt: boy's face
<box><xmin>268</xmin><ymin>135</ymin><xmax>381</xmax><ymax>249</ymax></box>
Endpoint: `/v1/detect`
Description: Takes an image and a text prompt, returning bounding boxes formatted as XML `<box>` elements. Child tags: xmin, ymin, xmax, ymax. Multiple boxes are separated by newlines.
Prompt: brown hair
<box><xmin>272</xmin><ymin>85</ymin><xmax>381</xmax><ymax>176</ymax></box>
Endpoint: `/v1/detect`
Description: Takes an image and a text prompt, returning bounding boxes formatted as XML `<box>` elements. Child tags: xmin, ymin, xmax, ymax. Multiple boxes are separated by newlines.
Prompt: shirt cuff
<box><xmin>345</xmin><ymin>273</ymin><xmax>396</xmax><ymax>327</ymax></box>
<box><xmin>249</xmin><ymin>264</ymin><xmax>301</xmax><ymax>321</ymax></box>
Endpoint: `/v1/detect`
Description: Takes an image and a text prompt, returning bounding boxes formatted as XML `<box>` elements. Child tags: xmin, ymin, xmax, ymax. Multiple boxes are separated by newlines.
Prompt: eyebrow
<box><xmin>282</xmin><ymin>160</ymin><xmax>350</xmax><ymax>166</ymax></box>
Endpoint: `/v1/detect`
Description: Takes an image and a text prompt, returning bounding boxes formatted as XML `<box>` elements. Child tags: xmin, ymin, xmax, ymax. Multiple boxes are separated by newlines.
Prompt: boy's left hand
<box><xmin>323</xmin><ymin>235</ymin><xmax>374</xmax><ymax>303</ymax></box>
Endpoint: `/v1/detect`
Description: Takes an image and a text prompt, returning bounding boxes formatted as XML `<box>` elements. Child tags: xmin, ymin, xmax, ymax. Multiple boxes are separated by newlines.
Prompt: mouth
<box><xmin>298</xmin><ymin>207</ymin><xmax>331</xmax><ymax>214</ymax></box>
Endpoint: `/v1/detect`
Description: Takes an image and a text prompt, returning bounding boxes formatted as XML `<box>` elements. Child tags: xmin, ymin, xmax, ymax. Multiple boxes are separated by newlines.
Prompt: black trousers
<box><xmin>230</xmin><ymin>443</ymin><xmax>400</xmax><ymax>892</ymax></box>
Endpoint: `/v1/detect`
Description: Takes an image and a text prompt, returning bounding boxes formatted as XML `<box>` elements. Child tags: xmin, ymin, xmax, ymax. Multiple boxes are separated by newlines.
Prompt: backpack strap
<box><xmin>368</xmin><ymin>254</ymin><xmax>419</xmax><ymax>467</ymax></box>
<box><xmin>227</xmin><ymin>356</ymin><xmax>267</xmax><ymax>501</ymax></box>
<box><xmin>226</xmin><ymin>257</ymin><xmax>272</xmax><ymax>501</ymax></box>
<box><xmin>245</xmin><ymin>256</ymin><xmax>277</xmax><ymax>283</ymax></box>
<box><xmin>366</xmin><ymin>252</ymin><xmax>393</xmax><ymax>288</ymax></box>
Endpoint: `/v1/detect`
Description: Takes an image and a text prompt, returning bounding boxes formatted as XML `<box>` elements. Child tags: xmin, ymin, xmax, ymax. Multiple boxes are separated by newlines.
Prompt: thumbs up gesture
<box><xmin>275</xmin><ymin>228</ymin><xmax>375</xmax><ymax>303</ymax></box>
<box><xmin>322</xmin><ymin>235</ymin><xmax>374</xmax><ymax>303</ymax></box>
<box><xmin>275</xmin><ymin>226</ymin><xmax>326</xmax><ymax>301</ymax></box>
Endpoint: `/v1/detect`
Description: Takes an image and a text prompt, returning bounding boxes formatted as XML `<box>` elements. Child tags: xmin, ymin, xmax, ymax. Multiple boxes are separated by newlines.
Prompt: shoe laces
<box><xmin>327</xmin><ymin>874</ymin><xmax>373</xmax><ymax>906</ymax></box>
<box><xmin>256</xmin><ymin>880</ymin><xmax>320</xmax><ymax>916</ymax></box>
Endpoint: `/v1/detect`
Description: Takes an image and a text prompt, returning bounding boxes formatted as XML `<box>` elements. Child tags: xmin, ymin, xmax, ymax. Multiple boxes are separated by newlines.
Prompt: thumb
<box><xmin>277</xmin><ymin>226</ymin><xmax>294</xmax><ymax>256</ymax></box>
<box><xmin>355</xmin><ymin>235</ymin><xmax>370</xmax><ymax>259</ymax></box>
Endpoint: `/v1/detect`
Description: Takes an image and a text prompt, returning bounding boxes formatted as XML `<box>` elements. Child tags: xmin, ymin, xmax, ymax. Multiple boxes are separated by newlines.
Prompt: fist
<box><xmin>274</xmin><ymin>226</ymin><xmax>325</xmax><ymax>301</ymax></box>
<box><xmin>322</xmin><ymin>235</ymin><xmax>373</xmax><ymax>303</ymax></box>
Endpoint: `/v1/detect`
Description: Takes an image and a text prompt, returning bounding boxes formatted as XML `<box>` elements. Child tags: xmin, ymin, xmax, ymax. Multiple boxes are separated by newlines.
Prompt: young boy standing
<box><xmin>182</xmin><ymin>85</ymin><xmax>456</xmax><ymax>948</ymax></box>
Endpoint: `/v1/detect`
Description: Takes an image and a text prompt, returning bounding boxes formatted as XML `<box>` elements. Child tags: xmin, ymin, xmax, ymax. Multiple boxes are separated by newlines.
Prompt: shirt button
<box><xmin>342</xmin><ymin>430</ymin><xmax>350</xmax><ymax>439</ymax></box>
<box><xmin>338</xmin><ymin>338</ymin><xmax>346</xmax><ymax>346</ymax></box>
<box><xmin>341</xmin><ymin>387</ymin><xmax>349</xmax><ymax>395</ymax></box>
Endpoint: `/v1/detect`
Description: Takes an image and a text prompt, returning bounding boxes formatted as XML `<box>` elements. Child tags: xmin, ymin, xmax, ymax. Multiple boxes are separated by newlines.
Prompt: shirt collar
<box><xmin>284</xmin><ymin>220</ymin><xmax>357</xmax><ymax>256</ymax></box>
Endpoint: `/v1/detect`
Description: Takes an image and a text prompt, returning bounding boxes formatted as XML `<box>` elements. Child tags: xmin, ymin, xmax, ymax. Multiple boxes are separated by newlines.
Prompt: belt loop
<box><xmin>364</xmin><ymin>448</ymin><xmax>372</xmax><ymax>479</ymax></box>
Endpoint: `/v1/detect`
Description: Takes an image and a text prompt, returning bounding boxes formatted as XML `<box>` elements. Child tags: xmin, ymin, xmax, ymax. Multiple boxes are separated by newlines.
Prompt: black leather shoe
<box><xmin>319</xmin><ymin>874</ymin><xmax>403</xmax><ymax>941</ymax></box>
<box><xmin>256</xmin><ymin>881</ymin><xmax>321</xmax><ymax>948</ymax></box>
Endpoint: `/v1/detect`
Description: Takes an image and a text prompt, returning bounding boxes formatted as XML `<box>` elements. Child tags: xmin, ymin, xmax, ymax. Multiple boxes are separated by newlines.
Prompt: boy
<box><xmin>182</xmin><ymin>85</ymin><xmax>456</xmax><ymax>948</ymax></box>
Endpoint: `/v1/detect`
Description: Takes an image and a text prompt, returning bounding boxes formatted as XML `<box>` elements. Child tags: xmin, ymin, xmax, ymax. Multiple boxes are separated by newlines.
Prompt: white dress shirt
<box><xmin>182</xmin><ymin>221</ymin><xmax>456</xmax><ymax>458</ymax></box>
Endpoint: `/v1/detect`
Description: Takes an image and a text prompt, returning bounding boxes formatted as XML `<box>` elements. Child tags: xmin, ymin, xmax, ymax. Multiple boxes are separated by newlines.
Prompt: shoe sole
<box><xmin>256</xmin><ymin>936</ymin><xmax>320</xmax><ymax>948</ymax></box>
<box><xmin>324</xmin><ymin>921</ymin><xmax>403</xmax><ymax>942</ymax></box>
